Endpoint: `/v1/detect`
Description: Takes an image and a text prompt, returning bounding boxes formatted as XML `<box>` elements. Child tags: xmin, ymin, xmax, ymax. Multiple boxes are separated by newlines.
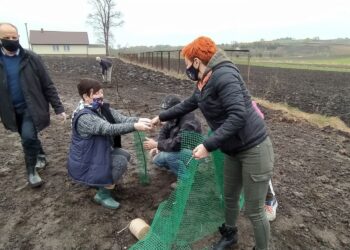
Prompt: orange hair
<box><xmin>181</xmin><ymin>36</ymin><xmax>217</xmax><ymax>65</ymax></box>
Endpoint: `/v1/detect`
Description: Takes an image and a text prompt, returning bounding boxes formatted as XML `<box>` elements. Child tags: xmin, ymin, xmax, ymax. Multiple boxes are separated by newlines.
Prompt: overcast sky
<box><xmin>1</xmin><ymin>0</ymin><xmax>349</xmax><ymax>49</ymax></box>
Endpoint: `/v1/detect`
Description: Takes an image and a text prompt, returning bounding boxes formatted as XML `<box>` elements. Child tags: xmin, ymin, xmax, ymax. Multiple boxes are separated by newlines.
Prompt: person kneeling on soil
<box><xmin>143</xmin><ymin>95</ymin><xmax>202</xmax><ymax>187</ymax></box>
<box><xmin>67</xmin><ymin>78</ymin><xmax>152</xmax><ymax>209</ymax></box>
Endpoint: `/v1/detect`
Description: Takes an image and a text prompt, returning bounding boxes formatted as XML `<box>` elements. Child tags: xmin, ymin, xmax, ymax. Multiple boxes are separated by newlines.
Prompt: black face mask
<box><xmin>185</xmin><ymin>64</ymin><xmax>199</xmax><ymax>81</ymax></box>
<box><xmin>0</xmin><ymin>39</ymin><xmax>20</xmax><ymax>52</ymax></box>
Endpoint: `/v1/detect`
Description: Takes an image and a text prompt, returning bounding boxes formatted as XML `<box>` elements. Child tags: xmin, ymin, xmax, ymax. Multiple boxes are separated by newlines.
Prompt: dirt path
<box><xmin>0</xmin><ymin>57</ymin><xmax>349</xmax><ymax>250</ymax></box>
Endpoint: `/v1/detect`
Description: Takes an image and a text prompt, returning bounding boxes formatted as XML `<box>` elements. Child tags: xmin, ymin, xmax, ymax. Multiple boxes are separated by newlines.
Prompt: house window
<box><xmin>52</xmin><ymin>45</ymin><xmax>59</xmax><ymax>51</ymax></box>
<box><xmin>64</xmin><ymin>45</ymin><xmax>70</xmax><ymax>51</ymax></box>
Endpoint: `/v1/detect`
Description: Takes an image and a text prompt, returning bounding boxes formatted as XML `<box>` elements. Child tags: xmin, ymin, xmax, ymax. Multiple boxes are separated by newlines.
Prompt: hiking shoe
<box><xmin>35</xmin><ymin>154</ymin><xmax>48</xmax><ymax>171</ymax></box>
<box><xmin>265</xmin><ymin>196</ymin><xmax>278</xmax><ymax>221</ymax></box>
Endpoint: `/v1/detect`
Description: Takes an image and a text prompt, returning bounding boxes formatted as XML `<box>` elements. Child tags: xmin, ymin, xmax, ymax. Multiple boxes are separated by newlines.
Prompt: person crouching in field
<box><xmin>67</xmin><ymin>78</ymin><xmax>152</xmax><ymax>209</ymax></box>
<box><xmin>143</xmin><ymin>94</ymin><xmax>202</xmax><ymax>188</ymax></box>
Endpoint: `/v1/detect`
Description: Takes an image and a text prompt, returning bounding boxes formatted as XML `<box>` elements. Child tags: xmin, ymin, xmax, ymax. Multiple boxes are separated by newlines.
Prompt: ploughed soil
<box><xmin>0</xmin><ymin>57</ymin><xmax>349</xmax><ymax>250</ymax></box>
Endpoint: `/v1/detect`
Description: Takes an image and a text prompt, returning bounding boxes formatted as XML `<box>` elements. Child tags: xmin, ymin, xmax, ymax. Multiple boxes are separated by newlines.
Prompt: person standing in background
<box><xmin>96</xmin><ymin>56</ymin><xmax>113</xmax><ymax>84</ymax></box>
<box><xmin>0</xmin><ymin>23</ymin><xmax>66</xmax><ymax>188</ymax></box>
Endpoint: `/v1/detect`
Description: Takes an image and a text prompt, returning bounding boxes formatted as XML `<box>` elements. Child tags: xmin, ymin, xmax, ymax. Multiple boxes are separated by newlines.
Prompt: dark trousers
<box><xmin>111</xmin><ymin>148</ymin><xmax>130</xmax><ymax>183</ymax></box>
<box><xmin>15</xmin><ymin>107</ymin><xmax>44</xmax><ymax>169</ymax></box>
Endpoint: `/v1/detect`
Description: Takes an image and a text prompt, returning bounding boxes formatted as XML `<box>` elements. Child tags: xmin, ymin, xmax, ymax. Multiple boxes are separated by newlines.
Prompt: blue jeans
<box><xmin>152</xmin><ymin>151</ymin><xmax>181</xmax><ymax>176</ymax></box>
<box><xmin>15</xmin><ymin>107</ymin><xmax>44</xmax><ymax>168</ymax></box>
<box><xmin>152</xmin><ymin>149</ymin><xmax>192</xmax><ymax>179</ymax></box>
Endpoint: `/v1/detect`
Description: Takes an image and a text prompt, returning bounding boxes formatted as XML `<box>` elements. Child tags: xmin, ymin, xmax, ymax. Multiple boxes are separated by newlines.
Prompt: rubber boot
<box><xmin>212</xmin><ymin>223</ymin><xmax>238</xmax><ymax>250</ymax></box>
<box><xmin>35</xmin><ymin>154</ymin><xmax>48</xmax><ymax>171</ymax></box>
<box><xmin>26</xmin><ymin>156</ymin><xmax>43</xmax><ymax>188</ymax></box>
<box><xmin>94</xmin><ymin>187</ymin><xmax>120</xmax><ymax>209</ymax></box>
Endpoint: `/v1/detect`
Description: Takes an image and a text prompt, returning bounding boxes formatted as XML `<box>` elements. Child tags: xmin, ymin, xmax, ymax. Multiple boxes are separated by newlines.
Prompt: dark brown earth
<box><xmin>244</xmin><ymin>65</ymin><xmax>350</xmax><ymax>127</ymax></box>
<box><xmin>0</xmin><ymin>57</ymin><xmax>349</xmax><ymax>250</ymax></box>
<box><xmin>123</xmin><ymin>54</ymin><xmax>350</xmax><ymax>126</ymax></box>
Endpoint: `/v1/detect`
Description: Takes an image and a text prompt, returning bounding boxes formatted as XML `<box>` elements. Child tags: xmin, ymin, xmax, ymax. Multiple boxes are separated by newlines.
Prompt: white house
<box><xmin>29</xmin><ymin>29</ymin><xmax>106</xmax><ymax>56</ymax></box>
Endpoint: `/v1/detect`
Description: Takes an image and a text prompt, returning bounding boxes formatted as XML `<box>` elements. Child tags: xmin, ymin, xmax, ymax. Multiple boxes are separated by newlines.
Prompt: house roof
<box><xmin>30</xmin><ymin>29</ymin><xmax>89</xmax><ymax>45</ymax></box>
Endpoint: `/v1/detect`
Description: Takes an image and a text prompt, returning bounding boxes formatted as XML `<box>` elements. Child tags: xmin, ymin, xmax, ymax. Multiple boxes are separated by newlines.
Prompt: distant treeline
<box><xmin>114</xmin><ymin>38</ymin><xmax>350</xmax><ymax>58</ymax></box>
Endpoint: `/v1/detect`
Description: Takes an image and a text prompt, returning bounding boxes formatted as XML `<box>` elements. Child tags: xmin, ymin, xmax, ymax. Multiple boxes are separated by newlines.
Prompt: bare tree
<box><xmin>87</xmin><ymin>0</ymin><xmax>124</xmax><ymax>55</ymax></box>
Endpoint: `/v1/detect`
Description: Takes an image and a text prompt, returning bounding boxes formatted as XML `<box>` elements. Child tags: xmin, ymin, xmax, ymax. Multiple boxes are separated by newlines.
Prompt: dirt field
<box><xmin>121</xmin><ymin>55</ymin><xmax>350</xmax><ymax>126</ymax></box>
<box><xmin>245</xmin><ymin>65</ymin><xmax>350</xmax><ymax>127</ymax></box>
<box><xmin>0</xmin><ymin>57</ymin><xmax>349</xmax><ymax>250</ymax></box>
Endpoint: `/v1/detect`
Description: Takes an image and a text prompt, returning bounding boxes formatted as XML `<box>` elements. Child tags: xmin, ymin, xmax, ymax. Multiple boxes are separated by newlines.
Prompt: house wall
<box><xmin>88</xmin><ymin>47</ymin><xmax>106</xmax><ymax>55</ymax></box>
<box><xmin>31</xmin><ymin>44</ymin><xmax>88</xmax><ymax>55</ymax></box>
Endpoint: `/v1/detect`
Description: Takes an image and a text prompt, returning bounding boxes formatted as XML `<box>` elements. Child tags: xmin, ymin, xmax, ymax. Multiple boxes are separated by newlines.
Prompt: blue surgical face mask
<box><xmin>91</xmin><ymin>97</ymin><xmax>103</xmax><ymax>110</ymax></box>
<box><xmin>185</xmin><ymin>63</ymin><xmax>199</xmax><ymax>81</ymax></box>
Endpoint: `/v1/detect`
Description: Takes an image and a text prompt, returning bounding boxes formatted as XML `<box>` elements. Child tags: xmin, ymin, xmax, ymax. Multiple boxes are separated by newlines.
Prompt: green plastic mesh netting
<box><xmin>133</xmin><ymin>131</ymin><xmax>150</xmax><ymax>185</ymax></box>
<box><xmin>131</xmin><ymin>130</ymin><xmax>244</xmax><ymax>249</ymax></box>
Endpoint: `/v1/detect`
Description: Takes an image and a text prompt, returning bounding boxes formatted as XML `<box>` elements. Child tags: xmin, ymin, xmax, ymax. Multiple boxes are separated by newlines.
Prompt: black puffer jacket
<box><xmin>157</xmin><ymin>112</ymin><xmax>202</xmax><ymax>152</ymax></box>
<box><xmin>0</xmin><ymin>46</ymin><xmax>65</xmax><ymax>132</ymax></box>
<box><xmin>159</xmin><ymin>50</ymin><xmax>267</xmax><ymax>155</ymax></box>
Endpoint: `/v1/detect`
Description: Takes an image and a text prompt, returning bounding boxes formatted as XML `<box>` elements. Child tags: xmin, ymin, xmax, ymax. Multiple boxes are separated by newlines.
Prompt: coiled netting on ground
<box><xmin>132</xmin><ymin>131</ymin><xmax>244</xmax><ymax>249</ymax></box>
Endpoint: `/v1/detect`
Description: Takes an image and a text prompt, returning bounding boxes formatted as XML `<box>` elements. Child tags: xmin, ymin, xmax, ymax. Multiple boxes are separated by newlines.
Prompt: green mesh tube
<box><xmin>131</xmin><ymin>131</ymin><xmax>244</xmax><ymax>249</ymax></box>
<box><xmin>133</xmin><ymin>131</ymin><xmax>149</xmax><ymax>185</ymax></box>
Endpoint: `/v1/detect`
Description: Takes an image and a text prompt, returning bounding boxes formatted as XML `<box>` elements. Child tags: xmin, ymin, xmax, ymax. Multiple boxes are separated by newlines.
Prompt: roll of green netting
<box><xmin>130</xmin><ymin>131</ymin><xmax>245</xmax><ymax>250</ymax></box>
<box><xmin>129</xmin><ymin>218</ymin><xmax>150</xmax><ymax>240</ymax></box>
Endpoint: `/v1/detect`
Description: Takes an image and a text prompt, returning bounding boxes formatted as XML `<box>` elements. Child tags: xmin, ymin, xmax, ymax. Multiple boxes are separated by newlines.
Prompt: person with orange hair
<box><xmin>151</xmin><ymin>36</ymin><xmax>274</xmax><ymax>250</ymax></box>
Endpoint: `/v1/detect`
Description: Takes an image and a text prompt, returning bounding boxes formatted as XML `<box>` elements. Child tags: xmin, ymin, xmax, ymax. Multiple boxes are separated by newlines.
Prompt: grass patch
<box><xmin>233</xmin><ymin>57</ymin><xmax>350</xmax><ymax>72</ymax></box>
<box><xmin>254</xmin><ymin>98</ymin><xmax>350</xmax><ymax>133</ymax></box>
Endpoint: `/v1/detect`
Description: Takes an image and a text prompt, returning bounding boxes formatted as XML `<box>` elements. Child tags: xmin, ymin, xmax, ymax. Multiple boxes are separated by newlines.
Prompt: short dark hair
<box><xmin>77</xmin><ymin>78</ymin><xmax>102</xmax><ymax>98</ymax></box>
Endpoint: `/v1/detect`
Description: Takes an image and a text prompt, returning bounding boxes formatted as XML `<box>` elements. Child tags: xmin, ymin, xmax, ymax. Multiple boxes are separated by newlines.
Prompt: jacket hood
<box><xmin>204</xmin><ymin>49</ymin><xmax>233</xmax><ymax>75</ymax></box>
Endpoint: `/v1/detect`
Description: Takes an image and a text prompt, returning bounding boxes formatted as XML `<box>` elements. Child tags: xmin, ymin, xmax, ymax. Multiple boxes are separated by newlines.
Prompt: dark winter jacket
<box><xmin>0</xmin><ymin>46</ymin><xmax>65</xmax><ymax>132</ymax></box>
<box><xmin>68</xmin><ymin>108</ymin><xmax>114</xmax><ymax>186</ymax></box>
<box><xmin>159</xmin><ymin>50</ymin><xmax>267</xmax><ymax>155</ymax></box>
<box><xmin>157</xmin><ymin>112</ymin><xmax>202</xmax><ymax>152</ymax></box>
<box><xmin>99</xmin><ymin>59</ymin><xmax>112</xmax><ymax>74</ymax></box>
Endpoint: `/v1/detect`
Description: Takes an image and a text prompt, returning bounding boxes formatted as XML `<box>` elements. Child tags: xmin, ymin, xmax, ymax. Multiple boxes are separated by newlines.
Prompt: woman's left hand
<box><xmin>193</xmin><ymin>144</ymin><xmax>209</xmax><ymax>159</ymax></box>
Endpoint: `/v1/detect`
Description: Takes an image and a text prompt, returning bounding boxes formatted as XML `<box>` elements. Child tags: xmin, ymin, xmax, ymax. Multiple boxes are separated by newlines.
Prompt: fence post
<box><xmin>151</xmin><ymin>52</ymin><xmax>154</xmax><ymax>67</ymax></box>
<box><xmin>247</xmin><ymin>53</ymin><xmax>251</xmax><ymax>85</ymax></box>
<box><xmin>168</xmin><ymin>51</ymin><xmax>170</xmax><ymax>71</ymax></box>
<box><xmin>178</xmin><ymin>50</ymin><xmax>181</xmax><ymax>74</ymax></box>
